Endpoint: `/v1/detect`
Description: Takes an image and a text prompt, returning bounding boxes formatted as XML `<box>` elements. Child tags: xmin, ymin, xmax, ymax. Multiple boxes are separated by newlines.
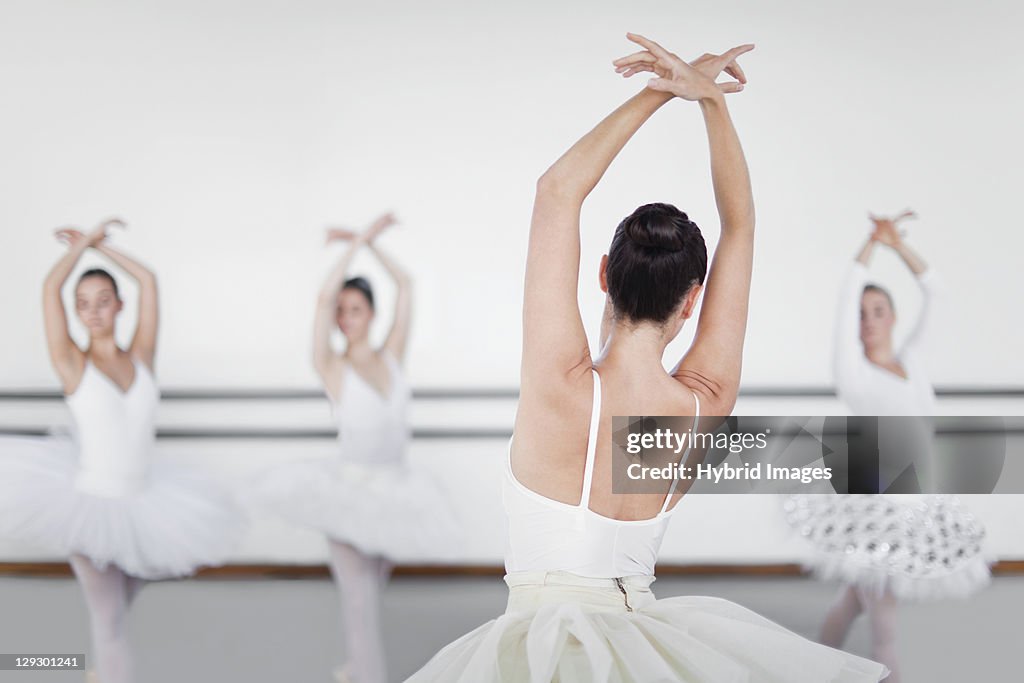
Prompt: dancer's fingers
<box><xmin>616</xmin><ymin>63</ymin><xmax>658</xmax><ymax>75</ymax></box>
<box><xmin>614</xmin><ymin>59</ymin><xmax>654</xmax><ymax>72</ymax></box>
<box><xmin>725</xmin><ymin>60</ymin><xmax>747</xmax><ymax>84</ymax></box>
<box><xmin>626</xmin><ymin>33</ymin><xmax>675</xmax><ymax>61</ymax></box>
<box><xmin>717</xmin><ymin>81</ymin><xmax>745</xmax><ymax>94</ymax></box>
<box><xmin>716</xmin><ymin>44</ymin><xmax>755</xmax><ymax>70</ymax></box>
<box><xmin>622</xmin><ymin>65</ymin><xmax>656</xmax><ymax>78</ymax></box>
<box><xmin>95</xmin><ymin>217</ymin><xmax>126</xmax><ymax>232</ymax></box>
<box><xmin>370</xmin><ymin>213</ymin><xmax>398</xmax><ymax>232</ymax></box>
<box><xmin>326</xmin><ymin>227</ymin><xmax>358</xmax><ymax>242</ymax></box>
<box><xmin>613</xmin><ymin>50</ymin><xmax>656</xmax><ymax>67</ymax></box>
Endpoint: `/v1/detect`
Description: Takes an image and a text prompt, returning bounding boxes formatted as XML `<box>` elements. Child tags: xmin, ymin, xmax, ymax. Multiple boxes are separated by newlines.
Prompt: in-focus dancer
<box><xmin>408</xmin><ymin>34</ymin><xmax>889</xmax><ymax>682</ymax></box>
<box><xmin>785</xmin><ymin>211</ymin><xmax>989</xmax><ymax>683</ymax></box>
<box><xmin>250</xmin><ymin>213</ymin><xmax>458</xmax><ymax>683</ymax></box>
<box><xmin>0</xmin><ymin>219</ymin><xmax>246</xmax><ymax>683</ymax></box>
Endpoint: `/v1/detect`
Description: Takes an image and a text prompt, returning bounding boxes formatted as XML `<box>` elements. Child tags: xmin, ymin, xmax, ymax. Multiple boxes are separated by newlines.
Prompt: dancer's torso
<box><xmin>66</xmin><ymin>357</ymin><xmax>159</xmax><ymax>497</ymax></box>
<box><xmin>333</xmin><ymin>351</ymin><xmax>411</xmax><ymax>465</ymax></box>
<box><xmin>840</xmin><ymin>354</ymin><xmax>935</xmax><ymax>416</ymax></box>
<box><xmin>836</xmin><ymin>274</ymin><xmax>938</xmax><ymax>490</ymax></box>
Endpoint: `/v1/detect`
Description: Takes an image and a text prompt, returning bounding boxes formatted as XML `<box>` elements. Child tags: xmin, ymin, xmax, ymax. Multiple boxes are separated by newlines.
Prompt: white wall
<box><xmin>1</xmin><ymin>0</ymin><xmax>1022</xmax><ymax>389</ymax></box>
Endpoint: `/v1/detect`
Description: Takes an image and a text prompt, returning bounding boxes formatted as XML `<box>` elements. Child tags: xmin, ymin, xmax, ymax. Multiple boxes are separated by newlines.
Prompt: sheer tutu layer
<box><xmin>247</xmin><ymin>457</ymin><xmax>462</xmax><ymax>561</ymax></box>
<box><xmin>0</xmin><ymin>436</ymin><xmax>247</xmax><ymax>579</ymax></box>
<box><xmin>408</xmin><ymin>572</ymin><xmax>889</xmax><ymax>682</ymax></box>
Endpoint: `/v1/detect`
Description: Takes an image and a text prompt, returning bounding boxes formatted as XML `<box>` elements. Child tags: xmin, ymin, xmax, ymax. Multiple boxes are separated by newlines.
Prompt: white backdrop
<box><xmin>1</xmin><ymin>0</ymin><xmax>1022</xmax><ymax>390</ymax></box>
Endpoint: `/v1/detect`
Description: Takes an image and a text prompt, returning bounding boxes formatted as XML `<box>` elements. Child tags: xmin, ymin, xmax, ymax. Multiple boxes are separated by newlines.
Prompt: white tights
<box><xmin>70</xmin><ymin>555</ymin><xmax>144</xmax><ymax>683</ymax></box>
<box><xmin>820</xmin><ymin>584</ymin><xmax>900</xmax><ymax>683</ymax></box>
<box><xmin>327</xmin><ymin>540</ymin><xmax>392</xmax><ymax>683</ymax></box>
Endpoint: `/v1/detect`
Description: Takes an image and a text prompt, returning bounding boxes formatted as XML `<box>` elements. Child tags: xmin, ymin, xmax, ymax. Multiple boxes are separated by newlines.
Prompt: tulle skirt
<box><xmin>0</xmin><ymin>435</ymin><xmax>247</xmax><ymax>580</ymax></box>
<box><xmin>407</xmin><ymin>570</ymin><xmax>889</xmax><ymax>682</ymax></box>
<box><xmin>247</xmin><ymin>456</ymin><xmax>462</xmax><ymax>561</ymax></box>
<box><xmin>783</xmin><ymin>494</ymin><xmax>991</xmax><ymax>600</ymax></box>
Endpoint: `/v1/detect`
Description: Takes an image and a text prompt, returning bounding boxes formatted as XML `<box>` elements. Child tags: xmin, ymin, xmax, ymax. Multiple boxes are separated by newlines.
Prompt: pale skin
<box><xmin>512</xmin><ymin>34</ymin><xmax>755</xmax><ymax>521</ymax></box>
<box><xmin>312</xmin><ymin>212</ymin><xmax>412</xmax><ymax>403</ymax></box>
<box><xmin>854</xmin><ymin>210</ymin><xmax>927</xmax><ymax>379</ymax></box>
<box><xmin>43</xmin><ymin>218</ymin><xmax>158</xmax><ymax>395</ymax></box>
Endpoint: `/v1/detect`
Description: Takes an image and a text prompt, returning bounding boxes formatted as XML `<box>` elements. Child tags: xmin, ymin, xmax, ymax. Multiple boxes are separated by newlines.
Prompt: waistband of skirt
<box><xmin>504</xmin><ymin>570</ymin><xmax>656</xmax><ymax>589</ymax></box>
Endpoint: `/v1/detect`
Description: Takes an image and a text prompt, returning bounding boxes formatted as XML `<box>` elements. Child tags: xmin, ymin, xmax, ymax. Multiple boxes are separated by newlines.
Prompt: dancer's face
<box><xmin>75</xmin><ymin>276</ymin><xmax>122</xmax><ymax>338</ymax></box>
<box><xmin>336</xmin><ymin>289</ymin><xmax>373</xmax><ymax>342</ymax></box>
<box><xmin>860</xmin><ymin>290</ymin><xmax>895</xmax><ymax>349</ymax></box>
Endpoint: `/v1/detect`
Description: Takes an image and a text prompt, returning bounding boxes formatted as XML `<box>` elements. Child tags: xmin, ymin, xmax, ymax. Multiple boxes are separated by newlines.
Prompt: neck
<box><xmin>595</xmin><ymin>319</ymin><xmax>669</xmax><ymax>374</ymax></box>
<box><xmin>345</xmin><ymin>338</ymin><xmax>375</xmax><ymax>359</ymax></box>
<box><xmin>86</xmin><ymin>335</ymin><xmax>120</xmax><ymax>359</ymax></box>
<box><xmin>864</xmin><ymin>340</ymin><xmax>895</xmax><ymax>365</ymax></box>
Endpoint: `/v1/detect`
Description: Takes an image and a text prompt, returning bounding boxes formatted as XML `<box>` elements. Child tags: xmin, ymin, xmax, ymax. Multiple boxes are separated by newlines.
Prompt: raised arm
<box><xmin>671</xmin><ymin>96</ymin><xmax>753</xmax><ymax>411</ymax></box>
<box><xmin>834</xmin><ymin>240</ymin><xmax>873</xmax><ymax>392</ymax></box>
<box><xmin>313</xmin><ymin>228</ymin><xmax>370</xmax><ymax>396</ymax></box>
<box><xmin>522</xmin><ymin>87</ymin><xmax>673</xmax><ymax>389</ymax></box>
<box><xmin>872</xmin><ymin>211</ymin><xmax>935</xmax><ymax>354</ymax></box>
<box><xmin>88</xmin><ymin>220</ymin><xmax>159</xmax><ymax>369</ymax></box>
<box><xmin>613</xmin><ymin>36</ymin><xmax>756</xmax><ymax>413</ymax></box>
<box><xmin>368</xmin><ymin>236</ymin><xmax>412</xmax><ymax>362</ymax></box>
<box><xmin>44</xmin><ymin>226</ymin><xmax>105</xmax><ymax>387</ymax></box>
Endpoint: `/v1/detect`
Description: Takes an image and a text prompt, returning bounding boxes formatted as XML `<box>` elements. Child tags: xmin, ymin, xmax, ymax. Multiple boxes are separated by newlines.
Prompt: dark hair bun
<box><xmin>622</xmin><ymin>204</ymin><xmax>693</xmax><ymax>252</ymax></box>
<box><xmin>606</xmin><ymin>203</ymin><xmax>707</xmax><ymax>324</ymax></box>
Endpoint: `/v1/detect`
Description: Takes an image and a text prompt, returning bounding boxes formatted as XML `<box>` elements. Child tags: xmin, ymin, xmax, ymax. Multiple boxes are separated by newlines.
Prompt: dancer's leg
<box><xmin>69</xmin><ymin>555</ymin><xmax>134</xmax><ymax>683</ymax></box>
<box><xmin>377</xmin><ymin>557</ymin><xmax>393</xmax><ymax>584</ymax></box>
<box><xmin>125</xmin><ymin>576</ymin><xmax>145</xmax><ymax>607</ymax></box>
<box><xmin>858</xmin><ymin>587</ymin><xmax>901</xmax><ymax>683</ymax></box>
<box><xmin>819</xmin><ymin>584</ymin><xmax>863</xmax><ymax>648</ymax></box>
<box><xmin>326</xmin><ymin>540</ymin><xmax>387</xmax><ymax>683</ymax></box>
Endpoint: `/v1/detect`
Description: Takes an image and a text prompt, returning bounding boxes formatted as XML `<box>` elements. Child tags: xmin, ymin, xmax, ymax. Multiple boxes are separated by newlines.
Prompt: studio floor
<box><xmin>0</xmin><ymin>572</ymin><xmax>1018</xmax><ymax>682</ymax></box>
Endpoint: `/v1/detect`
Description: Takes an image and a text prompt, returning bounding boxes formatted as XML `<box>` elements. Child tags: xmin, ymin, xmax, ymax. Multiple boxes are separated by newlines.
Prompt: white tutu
<box><xmin>0</xmin><ymin>435</ymin><xmax>247</xmax><ymax>580</ymax></box>
<box><xmin>783</xmin><ymin>494</ymin><xmax>991</xmax><ymax>601</ymax></box>
<box><xmin>247</xmin><ymin>456</ymin><xmax>461</xmax><ymax>562</ymax></box>
<box><xmin>408</xmin><ymin>571</ymin><xmax>889</xmax><ymax>682</ymax></box>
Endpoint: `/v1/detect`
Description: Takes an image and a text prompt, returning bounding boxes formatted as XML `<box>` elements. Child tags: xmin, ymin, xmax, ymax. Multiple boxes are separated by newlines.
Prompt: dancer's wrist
<box><xmin>698</xmin><ymin>92</ymin><xmax>727</xmax><ymax>115</ymax></box>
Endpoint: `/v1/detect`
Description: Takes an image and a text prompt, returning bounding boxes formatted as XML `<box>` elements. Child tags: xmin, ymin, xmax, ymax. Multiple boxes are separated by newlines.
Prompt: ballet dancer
<box><xmin>249</xmin><ymin>213</ymin><xmax>457</xmax><ymax>683</ymax></box>
<box><xmin>408</xmin><ymin>34</ymin><xmax>889</xmax><ymax>681</ymax></box>
<box><xmin>784</xmin><ymin>211</ymin><xmax>989</xmax><ymax>683</ymax></box>
<box><xmin>0</xmin><ymin>218</ymin><xmax>246</xmax><ymax>683</ymax></box>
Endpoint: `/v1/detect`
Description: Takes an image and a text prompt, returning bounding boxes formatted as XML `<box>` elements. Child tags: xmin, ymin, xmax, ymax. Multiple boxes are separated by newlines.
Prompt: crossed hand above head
<box><xmin>613</xmin><ymin>33</ymin><xmax>754</xmax><ymax>101</ymax></box>
<box><xmin>54</xmin><ymin>217</ymin><xmax>126</xmax><ymax>248</ymax></box>
<box><xmin>868</xmin><ymin>210</ymin><xmax>916</xmax><ymax>247</ymax></box>
<box><xmin>325</xmin><ymin>212</ymin><xmax>399</xmax><ymax>245</ymax></box>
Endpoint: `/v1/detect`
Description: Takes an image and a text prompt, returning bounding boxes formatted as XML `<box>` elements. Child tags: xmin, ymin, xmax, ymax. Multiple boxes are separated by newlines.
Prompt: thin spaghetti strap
<box><xmin>578</xmin><ymin>369</ymin><xmax>602</xmax><ymax>510</ymax></box>
<box><xmin>660</xmin><ymin>390</ymin><xmax>701</xmax><ymax>513</ymax></box>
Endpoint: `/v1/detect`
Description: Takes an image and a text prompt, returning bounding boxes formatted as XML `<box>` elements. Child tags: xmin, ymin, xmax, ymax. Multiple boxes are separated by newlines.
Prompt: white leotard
<box><xmin>67</xmin><ymin>357</ymin><xmax>159</xmax><ymax>497</ymax></box>
<box><xmin>503</xmin><ymin>370</ymin><xmax>700</xmax><ymax>578</ymax></box>
<box><xmin>333</xmin><ymin>351</ymin><xmax>411</xmax><ymax>466</ymax></box>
